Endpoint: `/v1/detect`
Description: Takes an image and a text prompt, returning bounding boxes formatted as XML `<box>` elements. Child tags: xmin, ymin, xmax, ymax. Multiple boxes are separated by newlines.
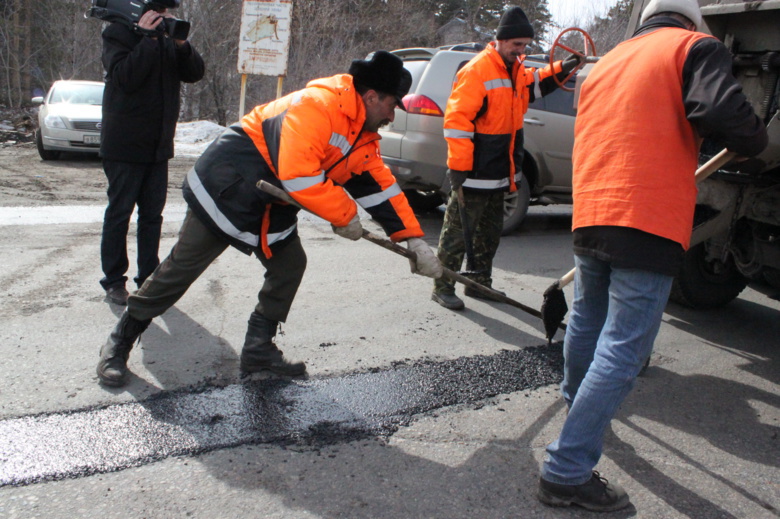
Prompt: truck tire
<box><xmin>670</xmin><ymin>242</ymin><xmax>748</xmax><ymax>308</ymax></box>
<box><xmin>501</xmin><ymin>174</ymin><xmax>531</xmax><ymax>235</ymax></box>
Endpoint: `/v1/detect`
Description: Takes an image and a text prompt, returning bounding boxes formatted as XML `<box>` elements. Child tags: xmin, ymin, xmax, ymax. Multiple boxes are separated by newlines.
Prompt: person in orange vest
<box><xmin>537</xmin><ymin>0</ymin><xmax>767</xmax><ymax>512</ymax></box>
<box><xmin>432</xmin><ymin>5</ymin><xmax>580</xmax><ymax>310</ymax></box>
<box><xmin>96</xmin><ymin>51</ymin><xmax>443</xmax><ymax>388</ymax></box>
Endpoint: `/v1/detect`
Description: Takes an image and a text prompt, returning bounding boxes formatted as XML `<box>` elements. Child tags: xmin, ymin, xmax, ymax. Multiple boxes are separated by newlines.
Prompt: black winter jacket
<box><xmin>100</xmin><ymin>22</ymin><xmax>205</xmax><ymax>163</ymax></box>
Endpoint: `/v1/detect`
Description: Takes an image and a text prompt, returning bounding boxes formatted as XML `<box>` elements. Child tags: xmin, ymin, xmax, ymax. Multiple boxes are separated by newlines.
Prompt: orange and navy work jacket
<box><xmin>443</xmin><ymin>42</ymin><xmax>563</xmax><ymax>193</ymax></box>
<box><xmin>572</xmin><ymin>28</ymin><xmax>714</xmax><ymax>249</ymax></box>
<box><xmin>183</xmin><ymin>74</ymin><xmax>423</xmax><ymax>258</ymax></box>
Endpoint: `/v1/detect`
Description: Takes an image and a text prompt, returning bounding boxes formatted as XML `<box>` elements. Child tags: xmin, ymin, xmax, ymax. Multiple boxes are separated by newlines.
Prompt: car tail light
<box><xmin>402</xmin><ymin>94</ymin><xmax>444</xmax><ymax>117</ymax></box>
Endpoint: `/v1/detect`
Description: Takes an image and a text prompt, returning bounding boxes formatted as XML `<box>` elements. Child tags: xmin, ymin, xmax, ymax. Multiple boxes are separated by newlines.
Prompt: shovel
<box><xmin>256</xmin><ymin>180</ymin><xmax>562</xmax><ymax>331</ymax></box>
<box><xmin>540</xmin><ymin>148</ymin><xmax>737</xmax><ymax>342</ymax></box>
<box><xmin>455</xmin><ymin>186</ymin><xmax>483</xmax><ymax>278</ymax></box>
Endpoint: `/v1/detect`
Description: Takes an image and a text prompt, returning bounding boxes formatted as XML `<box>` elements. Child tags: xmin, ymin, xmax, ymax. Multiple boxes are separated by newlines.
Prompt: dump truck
<box><xmin>624</xmin><ymin>0</ymin><xmax>780</xmax><ymax>308</ymax></box>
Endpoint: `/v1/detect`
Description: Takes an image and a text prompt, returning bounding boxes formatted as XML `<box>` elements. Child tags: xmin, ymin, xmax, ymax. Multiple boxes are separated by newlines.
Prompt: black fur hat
<box><xmin>496</xmin><ymin>6</ymin><xmax>534</xmax><ymax>40</ymax></box>
<box><xmin>349</xmin><ymin>51</ymin><xmax>412</xmax><ymax>111</ymax></box>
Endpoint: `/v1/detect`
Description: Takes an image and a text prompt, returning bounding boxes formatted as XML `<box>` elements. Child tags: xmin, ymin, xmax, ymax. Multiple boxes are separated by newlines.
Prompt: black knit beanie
<box><xmin>496</xmin><ymin>6</ymin><xmax>534</xmax><ymax>40</ymax></box>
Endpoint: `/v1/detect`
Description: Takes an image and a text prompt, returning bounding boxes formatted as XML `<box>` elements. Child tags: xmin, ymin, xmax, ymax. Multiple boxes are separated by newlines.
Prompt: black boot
<box><xmin>97</xmin><ymin>311</ymin><xmax>151</xmax><ymax>387</ymax></box>
<box><xmin>240</xmin><ymin>312</ymin><xmax>306</xmax><ymax>376</ymax></box>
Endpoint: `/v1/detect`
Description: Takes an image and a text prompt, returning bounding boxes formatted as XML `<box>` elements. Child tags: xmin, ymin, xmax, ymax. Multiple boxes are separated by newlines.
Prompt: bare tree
<box><xmin>0</xmin><ymin>0</ymin><xmax>629</xmax><ymax>119</ymax></box>
<box><xmin>585</xmin><ymin>0</ymin><xmax>634</xmax><ymax>54</ymax></box>
<box><xmin>179</xmin><ymin>0</ymin><xmax>242</xmax><ymax>125</ymax></box>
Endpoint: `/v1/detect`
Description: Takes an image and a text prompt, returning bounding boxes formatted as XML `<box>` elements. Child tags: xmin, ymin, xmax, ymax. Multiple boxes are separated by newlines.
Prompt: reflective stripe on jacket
<box><xmin>572</xmin><ymin>28</ymin><xmax>714</xmax><ymax>249</ymax></box>
<box><xmin>183</xmin><ymin>74</ymin><xmax>422</xmax><ymax>258</ymax></box>
<box><xmin>443</xmin><ymin>42</ymin><xmax>561</xmax><ymax>193</ymax></box>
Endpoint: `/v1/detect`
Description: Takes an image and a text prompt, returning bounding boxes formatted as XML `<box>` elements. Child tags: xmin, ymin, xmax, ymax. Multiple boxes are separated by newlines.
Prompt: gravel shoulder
<box><xmin>0</xmin><ymin>144</ymin><xmax>195</xmax><ymax>207</ymax></box>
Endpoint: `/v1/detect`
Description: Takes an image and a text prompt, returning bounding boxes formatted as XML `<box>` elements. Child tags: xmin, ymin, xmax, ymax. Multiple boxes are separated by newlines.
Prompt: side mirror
<box><xmin>32</xmin><ymin>96</ymin><xmax>44</xmax><ymax>105</ymax></box>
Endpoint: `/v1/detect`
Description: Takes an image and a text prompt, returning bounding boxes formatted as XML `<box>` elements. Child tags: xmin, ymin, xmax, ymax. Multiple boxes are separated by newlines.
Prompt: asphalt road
<box><xmin>0</xmin><ymin>147</ymin><xmax>778</xmax><ymax>518</ymax></box>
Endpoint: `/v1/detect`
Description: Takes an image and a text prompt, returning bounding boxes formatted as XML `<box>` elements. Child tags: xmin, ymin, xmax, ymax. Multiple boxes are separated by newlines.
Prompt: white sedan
<box><xmin>32</xmin><ymin>80</ymin><xmax>104</xmax><ymax>160</ymax></box>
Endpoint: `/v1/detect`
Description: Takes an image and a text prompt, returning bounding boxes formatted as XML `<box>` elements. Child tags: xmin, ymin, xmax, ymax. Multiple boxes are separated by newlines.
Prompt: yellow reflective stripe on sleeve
<box><xmin>355</xmin><ymin>182</ymin><xmax>402</xmax><ymax>209</ymax></box>
<box><xmin>444</xmin><ymin>128</ymin><xmax>474</xmax><ymax>139</ymax></box>
<box><xmin>281</xmin><ymin>171</ymin><xmax>326</xmax><ymax>193</ymax></box>
<box><xmin>533</xmin><ymin>70</ymin><xmax>542</xmax><ymax>99</ymax></box>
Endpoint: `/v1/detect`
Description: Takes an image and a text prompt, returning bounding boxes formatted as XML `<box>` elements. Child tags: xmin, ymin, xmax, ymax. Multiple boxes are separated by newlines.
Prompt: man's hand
<box><xmin>332</xmin><ymin>215</ymin><xmax>363</xmax><ymax>241</ymax></box>
<box><xmin>137</xmin><ymin>9</ymin><xmax>164</xmax><ymax>37</ymax></box>
<box><xmin>407</xmin><ymin>238</ymin><xmax>443</xmax><ymax>279</ymax></box>
<box><xmin>562</xmin><ymin>54</ymin><xmax>583</xmax><ymax>74</ymax></box>
<box><xmin>447</xmin><ymin>169</ymin><xmax>469</xmax><ymax>192</ymax></box>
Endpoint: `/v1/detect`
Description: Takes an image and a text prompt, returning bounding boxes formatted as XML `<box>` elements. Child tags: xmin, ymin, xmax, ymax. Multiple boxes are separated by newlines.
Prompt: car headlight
<box><xmin>43</xmin><ymin>115</ymin><xmax>67</xmax><ymax>129</ymax></box>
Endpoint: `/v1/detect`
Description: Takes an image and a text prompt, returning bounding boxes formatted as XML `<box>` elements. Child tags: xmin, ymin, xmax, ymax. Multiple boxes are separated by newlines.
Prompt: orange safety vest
<box><xmin>444</xmin><ymin>42</ymin><xmax>562</xmax><ymax>192</ymax></box>
<box><xmin>572</xmin><ymin>28</ymin><xmax>714</xmax><ymax>249</ymax></box>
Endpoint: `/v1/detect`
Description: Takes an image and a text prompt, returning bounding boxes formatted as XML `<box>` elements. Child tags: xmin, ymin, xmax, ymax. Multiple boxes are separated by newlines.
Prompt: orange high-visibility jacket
<box><xmin>443</xmin><ymin>42</ymin><xmax>562</xmax><ymax>192</ymax></box>
<box><xmin>572</xmin><ymin>28</ymin><xmax>713</xmax><ymax>249</ymax></box>
<box><xmin>183</xmin><ymin>74</ymin><xmax>422</xmax><ymax>258</ymax></box>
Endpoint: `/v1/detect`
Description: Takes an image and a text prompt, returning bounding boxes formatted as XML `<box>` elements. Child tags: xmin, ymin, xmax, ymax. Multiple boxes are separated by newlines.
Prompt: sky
<box><xmin>546</xmin><ymin>0</ymin><xmax>619</xmax><ymax>27</ymax></box>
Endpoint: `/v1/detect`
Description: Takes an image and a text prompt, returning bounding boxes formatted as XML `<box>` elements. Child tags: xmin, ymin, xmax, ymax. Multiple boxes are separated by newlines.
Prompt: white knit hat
<box><xmin>640</xmin><ymin>0</ymin><xmax>703</xmax><ymax>30</ymax></box>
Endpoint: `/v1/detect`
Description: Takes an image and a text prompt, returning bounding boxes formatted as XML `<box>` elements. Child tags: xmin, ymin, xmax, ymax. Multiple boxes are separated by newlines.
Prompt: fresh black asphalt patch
<box><xmin>0</xmin><ymin>345</ymin><xmax>563</xmax><ymax>487</ymax></box>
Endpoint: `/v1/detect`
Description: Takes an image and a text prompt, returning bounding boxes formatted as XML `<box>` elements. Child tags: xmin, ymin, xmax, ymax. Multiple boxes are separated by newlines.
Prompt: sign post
<box><xmin>237</xmin><ymin>0</ymin><xmax>293</xmax><ymax>116</ymax></box>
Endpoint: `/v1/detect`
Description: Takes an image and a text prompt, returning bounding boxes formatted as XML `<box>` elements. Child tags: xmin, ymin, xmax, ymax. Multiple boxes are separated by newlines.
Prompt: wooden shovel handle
<box><xmin>256</xmin><ymin>180</ymin><xmax>546</xmax><ymax>320</ymax></box>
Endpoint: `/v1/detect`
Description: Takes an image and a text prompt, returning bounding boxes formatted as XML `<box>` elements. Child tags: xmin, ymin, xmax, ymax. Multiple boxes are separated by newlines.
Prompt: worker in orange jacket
<box><xmin>538</xmin><ymin>0</ymin><xmax>767</xmax><ymax>511</ymax></box>
<box><xmin>433</xmin><ymin>6</ymin><xmax>579</xmax><ymax>310</ymax></box>
<box><xmin>96</xmin><ymin>51</ymin><xmax>443</xmax><ymax>388</ymax></box>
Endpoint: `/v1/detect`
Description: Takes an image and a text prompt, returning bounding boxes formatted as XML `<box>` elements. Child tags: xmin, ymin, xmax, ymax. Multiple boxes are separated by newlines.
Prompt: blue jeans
<box><xmin>541</xmin><ymin>254</ymin><xmax>673</xmax><ymax>485</ymax></box>
<box><xmin>100</xmin><ymin>159</ymin><xmax>168</xmax><ymax>290</ymax></box>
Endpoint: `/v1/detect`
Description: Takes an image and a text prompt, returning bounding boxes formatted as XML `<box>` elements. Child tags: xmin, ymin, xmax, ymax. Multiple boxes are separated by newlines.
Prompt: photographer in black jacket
<box><xmin>99</xmin><ymin>0</ymin><xmax>204</xmax><ymax>305</ymax></box>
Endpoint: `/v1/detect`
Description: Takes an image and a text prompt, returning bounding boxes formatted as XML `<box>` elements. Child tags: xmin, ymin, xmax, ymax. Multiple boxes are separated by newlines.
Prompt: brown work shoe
<box><xmin>538</xmin><ymin>471</ymin><xmax>630</xmax><ymax>512</ymax></box>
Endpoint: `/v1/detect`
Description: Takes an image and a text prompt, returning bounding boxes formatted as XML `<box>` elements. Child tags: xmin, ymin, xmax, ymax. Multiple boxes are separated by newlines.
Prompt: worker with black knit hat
<box><xmin>432</xmin><ymin>6</ymin><xmax>581</xmax><ymax>311</ymax></box>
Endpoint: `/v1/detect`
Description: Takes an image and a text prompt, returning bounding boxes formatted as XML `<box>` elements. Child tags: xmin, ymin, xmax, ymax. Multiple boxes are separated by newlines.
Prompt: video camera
<box><xmin>87</xmin><ymin>0</ymin><xmax>190</xmax><ymax>41</ymax></box>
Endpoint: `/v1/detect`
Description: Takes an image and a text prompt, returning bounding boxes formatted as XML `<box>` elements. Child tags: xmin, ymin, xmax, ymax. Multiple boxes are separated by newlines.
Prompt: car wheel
<box><xmin>403</xmin><ymin>189</ymin><xmax>444</xmax><ymax>212</ymax></box>
<box><xmin>36</xmin><ymin>130</ymin><xmax>60</xmax><ymax>161</ymax></box>
<box><xmin>669</xmin><ymin>242</ymin><xmax>748</xmax><ymax>308</ymax></box>
<box><xmin>501</xmin><ymin>174</ymin><xmax>531</xmax><ymax>235</ymax></box>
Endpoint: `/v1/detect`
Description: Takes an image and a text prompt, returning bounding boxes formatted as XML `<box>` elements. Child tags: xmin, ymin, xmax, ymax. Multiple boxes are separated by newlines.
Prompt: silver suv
<box><xmin>379</xmin><ymin>44</ymin><xmax>576</xmax><ymax>234</ymax></box>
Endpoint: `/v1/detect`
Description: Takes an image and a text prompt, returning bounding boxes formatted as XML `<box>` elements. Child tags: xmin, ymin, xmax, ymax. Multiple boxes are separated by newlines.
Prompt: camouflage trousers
<box><xmin>434</xmin><ymin>189</ymin><xmax>504</xmax><ymax>294</ymax></box>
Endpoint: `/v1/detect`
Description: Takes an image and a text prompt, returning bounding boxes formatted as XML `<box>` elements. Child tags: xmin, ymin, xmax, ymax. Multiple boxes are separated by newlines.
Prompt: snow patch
<box><xmin>174</xmin><ymin>120</ymin><xmax>226</xmax><ymax>158</ymax></box>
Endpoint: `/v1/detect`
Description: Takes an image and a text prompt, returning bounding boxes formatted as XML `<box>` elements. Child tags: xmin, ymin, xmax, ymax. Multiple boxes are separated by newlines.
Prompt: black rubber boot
<box><xmin>96</xmin><ymin>311</ymin><xmax>151</xmax><ymax>387</ymax></box>
<box><xmin>240</xmin><ymin>312</ymin><xmax>306</xmax><ymax>376</ymax></box>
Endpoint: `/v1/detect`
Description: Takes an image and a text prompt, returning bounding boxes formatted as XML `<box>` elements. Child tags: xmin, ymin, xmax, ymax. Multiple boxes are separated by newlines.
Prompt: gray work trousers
<box><xmin>127</xmin><ymin>209</ymin><xmax>307</xmax><ymax>323</ymax></box>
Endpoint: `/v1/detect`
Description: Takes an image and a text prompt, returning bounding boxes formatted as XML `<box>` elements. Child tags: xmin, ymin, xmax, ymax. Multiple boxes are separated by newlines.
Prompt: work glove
<box><xmin>446</xmin><ymin>169</ymin><xmax>469</xmax><ymax>192</ymax></box>
<box><xmin>332</xmin><ymin>215</ymin><xmax>363</xmax><ymax>241</ymax></box>
<box><xmin>561</xmin><ymin>54</ymin><xmax>583</xmax><ymax>74</ymax></box>
<box><xmin>407</xmin><ymin>238</ymin><xmax>443</xmax><ymax>279</ymax></box>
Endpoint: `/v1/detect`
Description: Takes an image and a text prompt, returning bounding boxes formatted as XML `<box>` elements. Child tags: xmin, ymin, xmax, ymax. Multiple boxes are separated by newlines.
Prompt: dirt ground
<box><xmin>0</xmin><ymin>143</ymin><xmax>196</xmax><ymax>207</ymax></box>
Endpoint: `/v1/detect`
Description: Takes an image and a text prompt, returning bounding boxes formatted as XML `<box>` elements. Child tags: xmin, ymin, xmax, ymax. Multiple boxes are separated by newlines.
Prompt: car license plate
<box><xmin>84</xmin><ymin>135</ymin><xmax>100</xmax><ymax>145</ymax></box>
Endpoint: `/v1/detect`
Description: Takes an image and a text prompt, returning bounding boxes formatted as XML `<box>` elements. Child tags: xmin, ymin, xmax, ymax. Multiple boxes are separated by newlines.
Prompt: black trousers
<box><xmin>128</xmin><ymin>209</ymin><xmax>307</xmax><ymax>324</ymax></box>
<box><xmin>100</xmin><ymin>159</ymin><xmax>168</xmax><ymax>290</ymax></box>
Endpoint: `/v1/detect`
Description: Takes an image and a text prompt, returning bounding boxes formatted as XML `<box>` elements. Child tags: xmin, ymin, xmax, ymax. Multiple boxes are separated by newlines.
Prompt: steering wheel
<box><xmin>550</xmin><ymin>27</ymin><xmax>597</xmax><ymax>92</ymax></box>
